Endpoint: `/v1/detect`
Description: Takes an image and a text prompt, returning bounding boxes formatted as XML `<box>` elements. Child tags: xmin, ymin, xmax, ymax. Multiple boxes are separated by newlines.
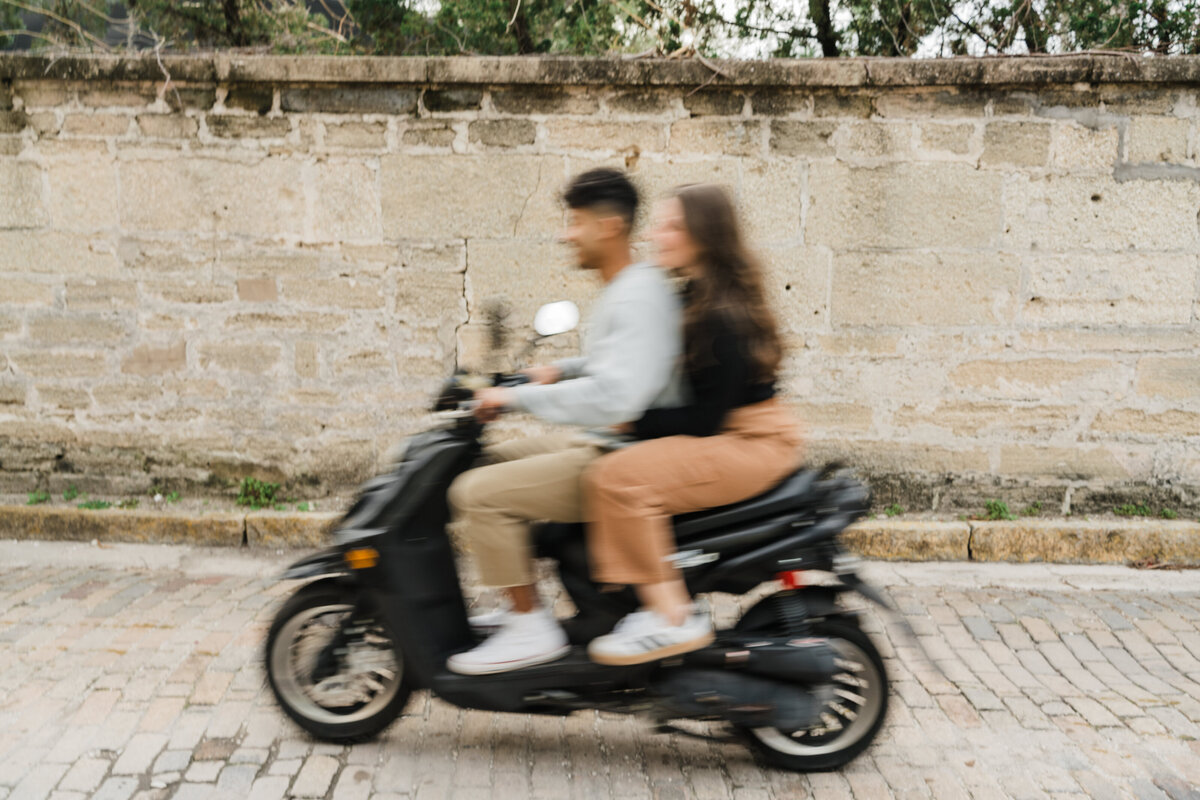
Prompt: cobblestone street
<box><xmin>1</xmin><ymin>540</ymin><xmax>1199</xmax><ymax>800</ymax></box>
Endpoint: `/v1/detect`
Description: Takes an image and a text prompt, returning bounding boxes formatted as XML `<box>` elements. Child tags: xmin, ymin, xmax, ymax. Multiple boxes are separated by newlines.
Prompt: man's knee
<box><xmin>448</xmin><ymin>469</ymin><xmax>482</xmax><ymax>516</ymax></box>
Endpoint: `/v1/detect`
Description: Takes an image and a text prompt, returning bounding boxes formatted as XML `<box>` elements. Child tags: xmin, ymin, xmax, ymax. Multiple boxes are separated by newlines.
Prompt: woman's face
<box><xmin>648</xmin><ymin>197</ymin><xmax>701</xmax><ymax>276</ymax></box>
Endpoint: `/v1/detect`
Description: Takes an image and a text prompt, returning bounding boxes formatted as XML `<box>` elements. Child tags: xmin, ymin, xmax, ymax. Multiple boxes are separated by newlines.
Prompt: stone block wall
<box><xmin>0</xmin><ymin>54</ymin><xmax>1198</xmax><ymax>512</ymax></box>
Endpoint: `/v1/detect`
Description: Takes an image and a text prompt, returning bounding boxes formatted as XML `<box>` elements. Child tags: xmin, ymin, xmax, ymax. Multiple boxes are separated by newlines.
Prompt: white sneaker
<box><xmin>588</xmin><ymin>607</ymin><xmax>714</xmax><ymax>666</ymax></box>
<box><xmin>468</xmin><ymin>600</ymin><xmax>511</xmax><ymax>634</ymax></box>
<box><xmin>447</xmin><ymin>608</ymin><xmax>570</xmax><ymax>675</ymax></box>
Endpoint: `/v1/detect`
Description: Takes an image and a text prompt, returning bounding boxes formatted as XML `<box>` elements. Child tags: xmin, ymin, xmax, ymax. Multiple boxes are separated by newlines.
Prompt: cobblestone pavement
<box><xmin>1</xmin><ymin>540</ymin><xmax>1199</xmax><ymax>800</ymax></box>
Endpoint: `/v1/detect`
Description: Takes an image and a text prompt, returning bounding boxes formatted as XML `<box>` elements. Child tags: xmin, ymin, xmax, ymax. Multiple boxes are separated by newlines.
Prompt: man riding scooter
<box><xmin>446</xmin><ymin>168</ymin><xmax>685</xmax><ymax>675</ymax></box>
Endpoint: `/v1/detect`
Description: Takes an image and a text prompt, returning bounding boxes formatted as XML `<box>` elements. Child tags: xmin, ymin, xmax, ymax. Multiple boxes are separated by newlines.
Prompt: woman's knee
<box><xmin>447</xmin><ymin>469</ymin><xmax>480</xmax><ymax>515</ymax></box>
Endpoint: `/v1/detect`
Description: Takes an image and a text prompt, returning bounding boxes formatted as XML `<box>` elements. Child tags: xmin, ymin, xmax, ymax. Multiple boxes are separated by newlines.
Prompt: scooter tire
<box><xmin>737</xmin><ymin>619</ymin><xmax>888</xmax><ymax>772</ymax></box>
<box><xmin>266</xmin><ymin>580</ymin><xmax>411</xmax><ymax>743</ymax></box>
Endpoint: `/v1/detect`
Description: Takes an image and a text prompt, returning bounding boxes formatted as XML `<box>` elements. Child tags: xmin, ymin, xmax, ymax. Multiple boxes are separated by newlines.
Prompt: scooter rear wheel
<box><xmin>738</xmin><ymin>619</ymin><xmax>888</xmax><ymax>772</ymax></box>
<box><xmin>266</xmin><ymin>581</ymin><xmax>411</xmax><ymax>742</ymax></box>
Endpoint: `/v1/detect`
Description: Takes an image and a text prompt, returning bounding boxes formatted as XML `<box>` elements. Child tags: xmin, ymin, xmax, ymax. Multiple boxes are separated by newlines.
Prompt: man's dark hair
<box><xmin>562</xmin><ymin>168</ymin><xmax>639</xmax><ymax>231</ymax></box>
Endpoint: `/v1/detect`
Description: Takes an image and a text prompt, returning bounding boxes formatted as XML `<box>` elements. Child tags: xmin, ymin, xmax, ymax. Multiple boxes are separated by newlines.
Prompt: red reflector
<box><xmin>777</xmin><ymin>570</ymin><xmax>805</xmax><ymax>590</ymax></box>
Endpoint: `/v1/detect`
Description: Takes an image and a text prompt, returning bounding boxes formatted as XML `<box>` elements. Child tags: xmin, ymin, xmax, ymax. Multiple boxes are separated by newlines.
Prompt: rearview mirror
<box><xmin>533</xmin><ymin>301</ymin><xmax>580</xmax><ymax>337</ymax></box>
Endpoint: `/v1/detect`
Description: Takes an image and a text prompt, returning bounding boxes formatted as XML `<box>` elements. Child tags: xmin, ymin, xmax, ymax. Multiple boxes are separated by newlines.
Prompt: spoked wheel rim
<box><xmin>270</xmin><ymin>602</ymin><xmax>403</xmax><ymax>726</ymax></box>
<box><xmin>750</xmin><ymin>636</ymin><xmax>885</xmax><ymax>757</ymax></box>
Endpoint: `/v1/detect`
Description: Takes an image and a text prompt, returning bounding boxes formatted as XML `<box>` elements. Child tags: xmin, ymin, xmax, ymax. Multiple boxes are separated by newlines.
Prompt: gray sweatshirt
<box><xmin>509</xmin><ymin>262</ymin><xmax>684</xmax><ymax>427</ymax></box>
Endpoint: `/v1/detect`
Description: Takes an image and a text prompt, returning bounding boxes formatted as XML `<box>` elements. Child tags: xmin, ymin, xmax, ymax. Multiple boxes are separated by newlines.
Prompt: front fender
<box><xmin>281</xmin><ymin>547</ymin><xmax>346</xmax><ymax>580</ymax></box>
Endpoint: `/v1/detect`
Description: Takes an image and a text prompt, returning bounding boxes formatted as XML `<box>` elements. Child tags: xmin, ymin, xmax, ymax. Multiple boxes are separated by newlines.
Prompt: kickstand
<box><xmin>654</xmin><ymin>721</ymin><xmax>739</xmax><ymax>744</ymax></box>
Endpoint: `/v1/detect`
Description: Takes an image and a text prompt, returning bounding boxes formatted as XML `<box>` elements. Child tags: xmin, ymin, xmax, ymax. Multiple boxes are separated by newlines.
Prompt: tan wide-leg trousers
<box><xmin>584</xmin><ymin>399</ymin><xmax>803</xmax><ymax>586</ymax></box>
<box><xmin>448</xmin><ymin>434</ymin><xmax>604</xmax><ymax>587</ymax></box>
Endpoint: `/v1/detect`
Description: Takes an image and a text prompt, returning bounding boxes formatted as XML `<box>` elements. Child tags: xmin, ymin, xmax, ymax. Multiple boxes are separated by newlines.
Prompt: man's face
<box><xmin>562</xmin><ymin>206</ymin><xmax>622</xmax><ymax>269</ymax></box>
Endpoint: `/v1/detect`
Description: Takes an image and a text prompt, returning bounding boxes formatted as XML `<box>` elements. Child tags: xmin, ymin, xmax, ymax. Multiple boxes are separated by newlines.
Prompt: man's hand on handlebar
<box><xmin>520</xmin><ymin>365</ymin><xmax>562</xmax><ymax>385</ymax></box>
<box><xmin>473</xmin><ymin>387</ymin><xmax>514</xmax><ymax>422</ymax></box>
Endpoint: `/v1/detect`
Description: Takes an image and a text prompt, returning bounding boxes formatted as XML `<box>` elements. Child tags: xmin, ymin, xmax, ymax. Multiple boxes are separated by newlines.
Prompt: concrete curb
<box><xmin>1</xmin><ymin>505</ymin><xmax>1198</xmax><ymax>565</ymax></box>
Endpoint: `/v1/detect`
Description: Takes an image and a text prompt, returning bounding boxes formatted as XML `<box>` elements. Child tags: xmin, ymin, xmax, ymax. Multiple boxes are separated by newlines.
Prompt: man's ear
<box><xmin>597</xmin><ymin>212</ymin><xmax>629</xmax><ymax>241</ymax></box>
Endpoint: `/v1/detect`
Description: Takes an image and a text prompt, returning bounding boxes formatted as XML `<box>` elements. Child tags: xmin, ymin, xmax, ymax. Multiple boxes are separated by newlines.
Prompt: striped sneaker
<box><xmin>587</xmin><ymin>607</ymin><xmax>714</xmax><ymax>666</ymax></box>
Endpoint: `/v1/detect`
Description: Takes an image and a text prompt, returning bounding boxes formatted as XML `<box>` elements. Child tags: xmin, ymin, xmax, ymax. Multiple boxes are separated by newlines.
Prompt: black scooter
<box><xmin>265</xmin><ymin>303</ymin><xmax>897</xmax><ymax>772</ymax></box>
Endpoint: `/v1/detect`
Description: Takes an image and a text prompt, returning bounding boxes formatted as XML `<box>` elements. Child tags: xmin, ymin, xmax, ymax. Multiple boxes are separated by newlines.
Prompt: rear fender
<box><xmin>735</xmin><ymin>587</ymin><xmax>857</xmax><ymax>635</ymax></box>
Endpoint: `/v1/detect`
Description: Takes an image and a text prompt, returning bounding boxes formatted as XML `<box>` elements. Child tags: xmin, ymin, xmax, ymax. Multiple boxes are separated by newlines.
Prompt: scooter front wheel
<box><xmin>738</xmin><ymin>619</ymin><xmax>888</xmax><ymax>772</ymax></box>
<box><xmin>266</xmin><ymin>581</ymin><xmax>411</xmax><ymax>742</ymax></box>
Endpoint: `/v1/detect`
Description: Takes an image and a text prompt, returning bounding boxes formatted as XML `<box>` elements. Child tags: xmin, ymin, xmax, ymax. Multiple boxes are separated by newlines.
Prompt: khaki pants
<box><xmin>448</xmin><ymin>434</ymin><xmax>604</xmax><ymax>587</ymax></box>
<box><xmin>583</xmin><ymin>399</ymin><xmax>803</xmax><ymax>585</ymax></box>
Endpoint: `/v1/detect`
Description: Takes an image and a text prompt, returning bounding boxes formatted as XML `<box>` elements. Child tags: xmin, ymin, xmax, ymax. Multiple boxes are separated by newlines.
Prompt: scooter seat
<box><xmin>672</xmin><ymin>468</ymin><xmax>819</xmax><ymax>540</ymax></box>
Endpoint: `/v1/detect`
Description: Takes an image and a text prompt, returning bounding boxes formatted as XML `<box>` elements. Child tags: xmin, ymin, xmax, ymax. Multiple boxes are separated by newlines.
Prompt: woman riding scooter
<box><xmin>584</xmin><ymin>183</ymin><xmax>805</xmax><ymax>666</ymax></box>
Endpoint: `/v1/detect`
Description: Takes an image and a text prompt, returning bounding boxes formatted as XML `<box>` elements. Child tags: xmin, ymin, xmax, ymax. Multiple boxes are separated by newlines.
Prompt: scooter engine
<box><xmin>653</xmin><ymin>668</ymin><xmax>830</xmax><ymax>734</ymax></box>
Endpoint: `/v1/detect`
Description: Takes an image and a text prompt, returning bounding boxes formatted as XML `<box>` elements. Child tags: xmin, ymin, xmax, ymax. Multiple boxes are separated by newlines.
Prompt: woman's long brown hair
<box><xmin>672</xmin><ymin>183</ymin><xmax>783</xmax><ymax>383</ymax></box>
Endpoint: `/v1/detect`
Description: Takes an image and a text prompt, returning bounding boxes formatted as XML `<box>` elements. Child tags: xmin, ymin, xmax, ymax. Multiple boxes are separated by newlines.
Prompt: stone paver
<box><xmin>2</xmin><ymin>541</ymin><xmax>1199</xmax><ymax>799</ymax></box>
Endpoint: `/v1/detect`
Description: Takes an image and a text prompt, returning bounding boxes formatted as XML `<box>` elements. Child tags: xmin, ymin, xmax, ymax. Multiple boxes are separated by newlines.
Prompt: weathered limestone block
<box><xmin>79</xmin><ymin>84</ymin><xmax>157</xmax><ymax>108</ymax></box>
<box><xmin>789</xmin><ymin>401</ymin><xmax>874</xmax><ymax>434</ymax></box>
<box><xmin>683</xmin><ymin>91</ymin><xmax>745</xmax><ymax>116</ymax></box>
<box><xmin>280</xmin><ymin>86</ymin><xmax>418</xmax><ymax>115</ymax></box>
<box><xmin>323</xmin><ymin>121</ymin><xmax>386</xmax><ymax>148</ymax></box>
<box><xmin>1024</xmin><ymin>253</ymin><xmax>1196</xmax><ymax>325</ymax></box>
<box><xmin>66</xmin><ymin>279</ymin><xmax>137</xmax><ymax>310</ymax></box>
<box><xmin>813</xmin><ymin>91</ymin><xmax>873</xmax><ymax>118</ymax></box>
<box><xmin>669</xmin><ymin>119</ymin><xmax>762</xmax><ymax>156</ymax></box>
<box><xmin>282</xmin><ymin>277</ymin><xmax>386</xmax><ymax>309</ymax></box>
<box><xmin>493</xmin><ymin>87</ymin><xmax>599</xmax><ymax>115</ymax></box>
<box><xmin>543</xmin><ymin>120</ymin><xmax>667</xmax><ymax>153</ymax></box>
<box><xmin>62</xmin><ymin>113</ymin><xmax>132</xmax><ymax>137</ymax></box>
<box><xmin>769</xmin><ymin>121</ymin><xmax>836</xmax><ymax>157</ymax></box>
<box><xmin>423</xmin><ymin>89</ymin><xmax>482</xmax><ymax>112</ymax></box>
<box><xmin>0</xmin><ymin>161</ymin><xmax>47</xmax><ymax>228</ymax></box>
<box><xmin>918</xmin><ymin>122</ymin><xmax>974</xmax><ymax>154</ymax></box>
<box><xmin>0</xmin><ymin>505</ymin><xmax>245</xmax><ymax>545</ymax></box>
<box><xmin>401</xmin><ymin>121</ymin><xmax>455</xmax><ymax>147</ymax></box>
<box><xmin>3</xmin><ymin>280</ymin><xmax>55</xmax><ymax>305</ymax></box>
<box><xmin>605</xmin><ymin>90</ymin><xmax>674</xmax><ymax>115</ymax></box>
<box><xmin>805</xmin><ymin>440</ymin><xmax>990</xmax><ymax>475</ymax></box>
<box><xmin>1126</xmin><ymin>116</ymin><xmax>1190</xmax><ymax>163</ymax></box>
<box><xmin>950</xmin><ymin>358</ymin><xmax>1123</xmax><ymax>401</ymax></box>
<box><xmin>981</xmin><ymin>121</ymin><xmax>1051</xmax><ymax>167</ymax></box>
<box><xmin>832</xmin><ymin>251</ymin><xmax>1019</xmax><ymax>327</ymax></box>
<box><xmin>970</xmin><ymin>519</ymin><xmax>1200</xmax><ymax>565</ymax></box>
<box><xmin>1135</xmin><ymin>357</ymin><xmax>1200</xmax><ymax>401</ymax></box>
<box><xmin>121</xmin><ymin>157</ymin><xmax>304</xmax><ymax>236</ymax></box>
<box><xmin>206</xmin><ymin>115</ymin><xmax>290</xmax><ymax>139</ymax></box>
<box><xmin>838</xmin><ymin>122</ymin><xmax>912</xmax><ymax>159</ymax></box>
<box><xmin>45</xmin><ymin>157</ymin><xmax>119</xmax><ymax>230</ymax></box>
<box><xmin>1005</xmin><ymin>175</ymin><xmax>1200</xmax><ymax>251</ymax></box>
<box><xmin>741</xmin><ymin>160</ymin><xmax>803</xmax><ymax>242</ymax></box>
<box><xmin>198</xmin><ymin>342</ymin><xmax>282</xmax><ymax>373</ymax></box>
<box><xmin>223</xmin><ymin>86</ymin><xmax>273</xmax><ymax>114</ymax></box>
<box><xmin>294</xmin><ymin>340</ymin><xmax>319</xmax><ymax>378</ymax></box>
<box><xmin>758</xmin><ymin>245</ymin><xmax>829</xmax><ymax>332</ymax></box>
<box><xmin>893</xmin><ymin>402</ymin><xmax>1077</xmax><ymax>438</ymax></box>
<box><xmin>843</xmin><ymin>520</ymin><xmax>969</xmax><ymax>561</ymax></box>
<box><xmin>237</xmin><ymin>277</ymin><xmax>277</xmax><ymax>302</ymax></box>
<box><xmin>136</xmin><ymin>114</ymin><xmax>199</xmax><ymax>139</ymax></box>
<box><xmin>28</xmin><ymin>314</ymin><xmax>127</xmax><ymax>345</ymax></box>
<box><xmin>308</xmin><ymin>161</ymin><xmax>381</xmax><ymax>242</ymax></box>
<box><xmin>380</xmin><ymin>155</ymin><xmax>563</xmax><ymax>239</ymax></box>
<box><xmin>750</xmin><ymin>90</ymin><xmax>809</xmax><ymax>116</ymax></box>
<box><xmin>997</xmin><ymin>445</ymin><xmax>1140</xmax><ymax>479</ymax></box>
<box><xmin>8</xmin><ymin>350</ymin><xmax>109</xmax><ymax>378</ymax></box>
<box><xmin>122</xmin><ymin>342</ymin><xmax>186</xmax><ymax>375</ymax></box>
<box><xmin>146</xmin><ymin>281</ymin><xmax>235</xmax><ymax>304</ymax></box>
<box><xmin>807</xmin><ymin>162</ymin><xmax>1004</xmax><ymax>249</ymax></box>
<box><xmin>468</xmin><ymin>119</ymin><xmax>536</xmax><ymax>147</ymax></box>
<box><xmin>1051</xmin><ymin>123</ymin><xmax>1118</xmax><ymax>170</ymax></box>
<box><xmin>1092</xmin><ymin>409</ymin><xmax>1200</xmax><ymax>437</ymax></box>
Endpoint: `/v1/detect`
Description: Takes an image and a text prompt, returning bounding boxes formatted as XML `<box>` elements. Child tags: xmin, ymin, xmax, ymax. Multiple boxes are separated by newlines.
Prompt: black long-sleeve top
<box><xmin>632</xmin><ymin>311</ymin><xmax>775</xmax><ymax>439</ymax></box>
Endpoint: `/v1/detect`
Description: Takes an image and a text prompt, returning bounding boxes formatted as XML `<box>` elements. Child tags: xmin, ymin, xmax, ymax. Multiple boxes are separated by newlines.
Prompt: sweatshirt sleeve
<box><xmin>553</xmin><ymin>356</ymin><xmax>588</xmax><ymax>381</ymax></box>
<box><xmin>508</xmin><ymin>280</ymin><xmax>679</xmax><ymax>427</ymax></box>
<box><xmin>632</xmin><ymin>323</ymin><xmax>746</xmax><ymax>439</ymax></box>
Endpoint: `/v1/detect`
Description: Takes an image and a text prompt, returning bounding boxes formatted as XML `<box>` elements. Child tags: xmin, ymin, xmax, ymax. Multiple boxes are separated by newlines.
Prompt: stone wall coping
<box><xmin>2</xmin><ymin>504</ymin><xmax>1197</xmax><ymax>565</ymax></box>
<box><xmin>3</xmin><ymin>52</ymin><xmax>1200</xmax><ymax>88</ymax></box>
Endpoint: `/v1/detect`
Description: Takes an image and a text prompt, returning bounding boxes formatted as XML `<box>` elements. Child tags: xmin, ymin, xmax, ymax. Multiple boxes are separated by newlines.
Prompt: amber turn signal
<box><xmin>345</xmin><ymin>547</ymin><xmax>379</xmax><ymax>570</ymax></box>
